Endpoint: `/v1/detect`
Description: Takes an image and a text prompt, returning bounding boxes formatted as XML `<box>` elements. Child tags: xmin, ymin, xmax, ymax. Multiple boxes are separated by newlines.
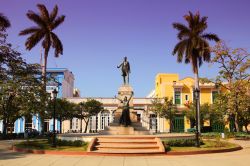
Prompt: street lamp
<box><xmin>194</xmin><ymin>88</ymin><xmax>200</xmax><ymax>147</ymax></box>
<box><xmin>52</xmin><ymin>88</ymin><xmax>58</xmax><ymax>147</ymax></box>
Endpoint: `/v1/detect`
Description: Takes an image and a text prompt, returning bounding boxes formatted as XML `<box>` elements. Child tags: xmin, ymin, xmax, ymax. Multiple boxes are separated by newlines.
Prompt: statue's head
<box><xmin>124</xmin><ymin>56</ymin><xmax>127</xmax><ymax>61</ymax></box>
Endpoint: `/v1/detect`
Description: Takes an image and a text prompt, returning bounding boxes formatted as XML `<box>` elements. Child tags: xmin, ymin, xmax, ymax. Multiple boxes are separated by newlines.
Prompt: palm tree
<box><xmin>19</xmin><ymin>4</ymin><xmax>65</xmax><ymax>86</ymax></box>
<box><xmin>0</xmin><ymin>13</ymin><xmax>11</xmax><ymax>30</ymax></box>
<box><xmin>172</xmin><ymin>11</ymin><xmax>219</xmax><ymax>143</ymax></box>
<box><xmin>19</xmin><ymin>4</ymin><xmax>65</xmax><ymax>133</ymax></box>
<box><xmin>0</xmin><ymin>13</ymin><xmax>11</xmax><ymax>41</ymax></box>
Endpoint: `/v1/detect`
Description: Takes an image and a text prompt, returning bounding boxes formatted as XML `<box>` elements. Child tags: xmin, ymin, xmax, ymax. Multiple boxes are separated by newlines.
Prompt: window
<box><xmin>149</xmin><ymin>114</ymin><xmax>157</xmax><ymax>131</ymax></box>
<box><xmin>185</xmin><ymin>95</ymin><xmax>189</xmax><ymax>101</ymax></box>
<box><xmin>212</xmin><ymin>91</ymin><xmax>218</xmax><ymax>103</ymax></box>
<box><xmin>174</xmin><ymin>90</ymin><xmax>181</xmax><ymax>105</ymax></box>
<box><xmin>76</xmin><ymin>119</ymin><xmax>78</xmax><ymax>129</ymax></box>
<box><xmin>90</xmin><ymin>116</ymin><xmax>98</xmax><ymax>131</ymax></box>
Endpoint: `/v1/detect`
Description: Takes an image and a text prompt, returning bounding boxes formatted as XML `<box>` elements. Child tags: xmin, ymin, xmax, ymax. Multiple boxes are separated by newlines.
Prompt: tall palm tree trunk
<box><xmin>194</xmin><ymin>71</ymin><xmax>201</xmax><ymax>133</ymax></box>
<box><xmin>40</xmin><ymin>51</ymin><xmax>48</xmax><ymax>135</ymax></box>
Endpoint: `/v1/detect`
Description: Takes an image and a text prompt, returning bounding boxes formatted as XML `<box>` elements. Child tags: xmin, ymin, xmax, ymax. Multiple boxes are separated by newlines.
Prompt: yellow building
<box><xmin>155</xmin><ymin>73</ymin><xmax>220</xmax><ymax>132</ymax></box>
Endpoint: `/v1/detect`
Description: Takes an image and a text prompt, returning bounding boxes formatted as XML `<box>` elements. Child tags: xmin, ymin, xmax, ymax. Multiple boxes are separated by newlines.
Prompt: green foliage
<box><xmin>184</xmin><ymin>102</ymin><xmax>212</xmax><ymax>128</ymax></box>
<box><xmin>46</xmin><ymin>98</ymin><xmax>76</xmax><ymax>120</ymax></box>
<box><xmin>0</xmin><ymin>23</ymin><xmax>46</xmax><ymax>135</ymax></box>
<box><xmin>150</xmin><ymin>97</ymin><xmax>177</xmax><ymax>132</ymax></box>
<box><xmin>162</xmin><ymin>138</ymin><xmax>203</xmax><ymax>147</ymax></box>
<box><xmin>201</xmin><ymin>132</ymin><xmax>221</xmax><ymax>139</ymax></box>
<box><xmin>48</xmin><ymin>138</ymin><xmax>87</xmax><ymax>147</ymax></box>
<box><xmin>74</xmin><ymin>99</ymin><xmax>103</xmax><ymax>133</ymax></box>
<box><xmin>0</xmin><ymin>133</ymin><xmax>24</xmax><ymax>140</ymax></box>
<box><xmin>235</xmin><ymin>132</ymin><xmax>250</xmax><ymax>140</ymax></box>
<box><xmin>211</xmin><ymin>42</ymin><xmax>250</xmax><ymax>132</ymax></box>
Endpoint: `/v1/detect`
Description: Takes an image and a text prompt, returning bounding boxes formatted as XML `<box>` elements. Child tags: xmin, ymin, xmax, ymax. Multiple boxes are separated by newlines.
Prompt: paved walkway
<box><xmin>0</xmin><ymin>139</ymin><xmax>250</xmax><ymax>166</ymax></box>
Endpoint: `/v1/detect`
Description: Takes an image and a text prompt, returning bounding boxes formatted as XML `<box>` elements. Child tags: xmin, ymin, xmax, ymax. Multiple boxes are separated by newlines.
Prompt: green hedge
<box><xmin>48</xmin><ymin>138</ymin><xmax>86</xmax><ymax>147</ymax></box>
<box><xmin>162</xmin><ymin>138</ymin><xmax>203</xmax><ymax>147</ymax></box>
<box><xmin>0</xmin><ymin>133</ymin><xmax>24</xmax><ymax>140</ymax></box>
<box><xmin>235</xmin><ymin>132</ymin><xmax>250</xmax><ymax>140</ymax></box>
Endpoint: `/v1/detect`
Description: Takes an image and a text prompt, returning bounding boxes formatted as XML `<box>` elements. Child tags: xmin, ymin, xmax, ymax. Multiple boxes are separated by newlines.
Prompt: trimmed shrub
<box><xmin>201</xmin><ymin>132</ymin><xmax>221</xmax><ymax>139</ymax></box>
<box><xmin>235</xmin><ymin>132</ymin><xmax>250</xmax><ymax>140</ymax></box>
<box><xmin>162</xmin><ymin>138</ymin><xmax>203</xmax><ymax>147</ymax></box>
<box><xmin>52</xmin><ymin>139</ymin><xmax>86</xmax><ymax>147</ymax></box>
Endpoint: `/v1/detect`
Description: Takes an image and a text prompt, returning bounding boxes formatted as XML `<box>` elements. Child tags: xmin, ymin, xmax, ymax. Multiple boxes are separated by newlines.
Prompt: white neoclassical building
<box><xmin>63</xmin><ymin>97</ymin><xmax>167</xmax><ymax>134</ymax></box>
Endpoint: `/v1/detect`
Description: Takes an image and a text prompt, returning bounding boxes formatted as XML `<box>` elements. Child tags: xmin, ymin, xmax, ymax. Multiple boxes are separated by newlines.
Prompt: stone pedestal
<box><xmin>114</xmin><ymin>84</ymin><xmax>137</xmax><ymax>124</ymax></box>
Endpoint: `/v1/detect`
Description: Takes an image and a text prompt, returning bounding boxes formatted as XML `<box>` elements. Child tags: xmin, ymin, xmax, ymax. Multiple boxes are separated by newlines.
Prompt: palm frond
<box><xmin>50</xmin><ymin>5</ymin><xmax>58</xmax><ymax>22</ymax></box>
<box><xmin>173</xmin><ymin>40</ymin><xmax>188</xmax><ymax>63</ymax></box>
<box><xmin>195</xmin><ymin>16</ymin><xmax>208</xmax><ymax>34</ymax></box>
<box><xmin>37</xmin><ymin>4</ymin><xmax>49</xmax><ymax>23</ymax></box>
<box><xmin>185</xmin><ymin>40</ymin><xmax>192</xmax><ymax>64</ymax></box>
<box><xmin>19</xmin><ymin>27</ymin><xmax>40</xmax><ymax>36</ymax></box>
<box><xmin>25</xmin><ymin>30</ymin><xmax>45</xmax><ymax>50</ymax></box>
<box><xmin>52</xmin><ymin>15</ymin><xmax>65</xmax><ymax>30</ymax></box>
<box><xmin>26</xmin><ymin>10</ymin><xmax>46</xmax><ymax>28</ymax></box>
<box><xmin>0</xmin><ymin>13</ymin><xmax>11</xmax><ymax>29</ymax></box>
<box><xmin>172</xmin><ymin>23</ymin><xmax>190</xmax><ymax>39</ymax></box>
<box><xmin>202</xmin><ymin>33</ymin><xmax>220</xmax><ymax>42</ymax></box>
<box><xmin>201</xmin><ymin>40</ymin><xmax>211</xmax><ymax>62</ymax></box>
<box><xmin>51</xmin><ymin>32</ymin><xmax>63</xmax><ymax>57</ymax></box>
<box><xmin>198</xmin><ymin>55</ymin><xmax>203</xmax><ymax>67</ymax></box>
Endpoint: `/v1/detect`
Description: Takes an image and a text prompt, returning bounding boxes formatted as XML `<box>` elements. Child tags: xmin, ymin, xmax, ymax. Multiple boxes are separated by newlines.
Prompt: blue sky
<box><xmin>1</xmin><ymin>0</ymin><xmax>250</xmax><ymax>97</ymax></box>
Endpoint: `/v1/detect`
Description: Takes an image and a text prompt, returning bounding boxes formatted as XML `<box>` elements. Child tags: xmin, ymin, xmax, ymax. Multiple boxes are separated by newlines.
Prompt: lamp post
<box><xmin>52</xmin><ymin>89</ymin><xmax>58</xmax><ymax>147</ymax></box>
<box><xmin>194</xmin><ymin>88</ymin><xmax>200</xmax><ymax>147</ymax></box>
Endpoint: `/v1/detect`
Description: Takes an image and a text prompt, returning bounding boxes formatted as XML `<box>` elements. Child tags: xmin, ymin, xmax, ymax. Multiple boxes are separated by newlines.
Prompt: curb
<box><xmin>11</xmin><ymin>145</ymin><xmax>242</xmax><ymax>156</ymax></box>
<box><xmin>166</xmin><ymin>146</ymin><xmax>243</xmax><ymax>155</ymax></box>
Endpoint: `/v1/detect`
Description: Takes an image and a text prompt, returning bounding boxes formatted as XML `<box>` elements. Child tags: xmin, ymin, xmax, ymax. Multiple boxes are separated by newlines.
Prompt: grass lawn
<box><xmin>169</xmin><ymin>140</ymin><xmax>239</xmax><ymax>152</ymax></box>
<box><xmin>15</xmin><ymin>139</ymin><xmax>89</xmax><ymax>152</ymax></box>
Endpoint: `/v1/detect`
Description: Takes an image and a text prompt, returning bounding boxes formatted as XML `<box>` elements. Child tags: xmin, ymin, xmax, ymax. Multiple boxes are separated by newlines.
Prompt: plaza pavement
<box><xmin>0</xmin><ymin>139</ymin><xmax>250</xmax><ymax>166</ymax></box>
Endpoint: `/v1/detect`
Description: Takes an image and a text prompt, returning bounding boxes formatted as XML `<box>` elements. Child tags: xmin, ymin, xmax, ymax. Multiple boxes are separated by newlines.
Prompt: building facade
<box><xmin>155</xmin><ymin>73</ymin><xmax>228</xmax><ymax>132</ymax></box>
<box><xmin>63</xmin><ymin>97</ymin><xmax>166</xmax><ymax>133</ymax></box>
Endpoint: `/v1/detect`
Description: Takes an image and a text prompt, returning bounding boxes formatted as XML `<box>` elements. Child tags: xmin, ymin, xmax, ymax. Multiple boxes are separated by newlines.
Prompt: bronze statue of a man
<box><xmin>117</xmin><ymin>57</ymin><xmax>130</xmax><ymax>84</ymax></box>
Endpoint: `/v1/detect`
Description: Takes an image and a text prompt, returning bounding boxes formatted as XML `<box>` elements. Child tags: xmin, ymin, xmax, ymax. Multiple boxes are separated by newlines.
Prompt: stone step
<box><xmin>95</xmin><ymin>144</ymin><xmax>159</xmax><ymax>149</ymax></box>
<box><xmin>88</xmin><ymin>136</ymin><xmax>165</xmax><ymax>154</ymax></box>
<box><xmin>97</xmin><ymin>136</ymin><xmax>156</xmax><ymax>139</ymax></box>
<box><xmin>100</xmin><ymin>130</ymin><xmax>149</xmax><ymax>135</ymax></box>
<box><xmin>105</xmin><ymin>126</ymin><xmax>134</xmax><ymax>131</ymax></box>
<box><xmin>97</xmin><ymin>139</ymin><xmax>156</xmax><ymax>143</ymax></box>
<box><xmin>92</xmin><ymin>149</ymin><xmax>163</xmax><ymax>154</ymax></box>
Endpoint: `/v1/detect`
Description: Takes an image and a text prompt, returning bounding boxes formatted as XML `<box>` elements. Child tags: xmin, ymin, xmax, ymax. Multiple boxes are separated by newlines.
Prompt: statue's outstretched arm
<box><xmin>117</xmin><ymin>63</ymin><xmax>122</xmax><ymax>68</ymax></box>
<box><xmin>115</xmin><ymin>95</ymin><xmax>122</xmax><ymax>102</ymax></box>
<box><xmin>128</xmin><ymin>92</ymin><xmax>134</xmax><ymax>102</ymax></box>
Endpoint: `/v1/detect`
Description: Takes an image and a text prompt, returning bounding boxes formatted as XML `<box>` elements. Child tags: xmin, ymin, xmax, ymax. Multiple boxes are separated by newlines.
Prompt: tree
<box><xmin>211</xmin><ymin>42</ymin><xmax>250</xmax><ymax>132</ymax></box>
<box><xmin>47</xmin><ymin>98</ymin><xmax>76</xmax><ymax>133</ymax></box>
<box><xmin>150</xmin><ymin>97</ymin><xmax>177</xmax><ymax>133</ymax></box>
<box><xmin>172</xmin><ymin>11</ymin><xmax>220</xmax><ymax>133</ymax></box>
<box><xmin>185</xmin><ymin>102</ymin><xmax>214</xmax><ymax>130</ymax></box>
<box><xmin>75</xmin><ymin>99</ymin><xmax>103</xmax><ymax>133</ymax></box>
<box><xmin>0</xmin><ymin>50</ymin><xmax>45</xmax><ymax>135</ymax></box>
<box><xmin>19</xmin><ymin>4</ymin><xmax>65</xmax><ymax>133</ymax></box>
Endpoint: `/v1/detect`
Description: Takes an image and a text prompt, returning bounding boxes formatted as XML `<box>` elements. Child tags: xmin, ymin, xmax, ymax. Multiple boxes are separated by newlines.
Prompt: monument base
<box><xmin>99</xmin><ymin>122</ymin><xmax>150</xmax><ymax>135</ymax></box>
